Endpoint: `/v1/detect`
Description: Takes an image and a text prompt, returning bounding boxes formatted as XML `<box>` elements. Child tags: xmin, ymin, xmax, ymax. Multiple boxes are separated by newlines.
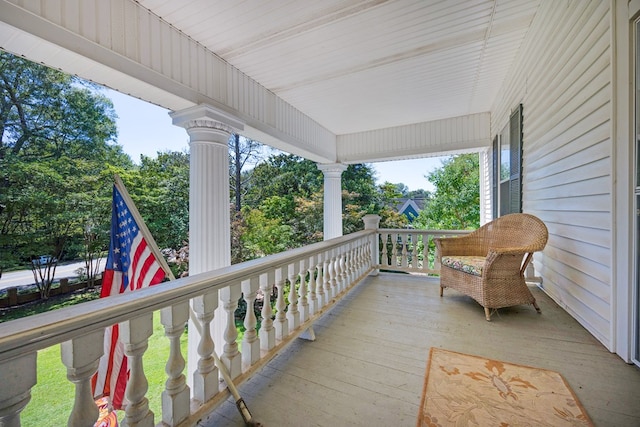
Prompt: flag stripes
<box><xmin>91</xmin><ymin>181</ymin><xmax>167</xmax><ymax>410</ymax></box>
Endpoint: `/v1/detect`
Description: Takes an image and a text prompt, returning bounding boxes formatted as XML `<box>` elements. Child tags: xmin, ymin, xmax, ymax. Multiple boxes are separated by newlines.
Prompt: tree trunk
<box><xmin>234</xmin><ymin>134</ymin><xmax>242</xmax><ymax>212</ymax></box>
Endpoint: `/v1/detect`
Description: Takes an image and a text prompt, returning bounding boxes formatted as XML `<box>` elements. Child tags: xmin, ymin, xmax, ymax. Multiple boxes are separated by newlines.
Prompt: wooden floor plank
<box><xmin>201</xmin><ymin>273</ymin><xmax>640</xmax><ymax>427</ymax></box>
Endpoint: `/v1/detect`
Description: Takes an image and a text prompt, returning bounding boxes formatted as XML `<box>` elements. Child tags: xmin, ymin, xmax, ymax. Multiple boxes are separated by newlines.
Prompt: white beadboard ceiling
<box><xmin>137</xmin><ymin>0</ymin><xmax>540</xmax><ymax>135</ymax></box>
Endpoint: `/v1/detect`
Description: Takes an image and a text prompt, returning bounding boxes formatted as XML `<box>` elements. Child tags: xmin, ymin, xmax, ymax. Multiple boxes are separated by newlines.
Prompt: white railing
<box><xmin>0</xmin><ymin>224</ymin><xmax>466</xmax><ymax>427</ymax></box>
<box><xmin>0</xmin><ymin>230</ymin><xmax>376</xmax><ymax>427</ymax></box>
<box><xmin>376</xmin><ymin>228</ymin><xmax>469</xmax><ymax>275</ymax></box>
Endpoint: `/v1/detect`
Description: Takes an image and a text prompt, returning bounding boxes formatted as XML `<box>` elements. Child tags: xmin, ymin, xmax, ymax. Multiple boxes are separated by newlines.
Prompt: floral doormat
<box><xmin>417</xmin><ymin>348</ymin><xmax>593</xmax><ymax>426</ymax></box>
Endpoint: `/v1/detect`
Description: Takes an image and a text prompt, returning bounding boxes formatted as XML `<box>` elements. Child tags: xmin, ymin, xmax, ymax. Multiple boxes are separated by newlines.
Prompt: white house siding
<box><xmin>491</xmin><ymin>1</ymin><xmax>613</xmax><ymax>349</ymax></box>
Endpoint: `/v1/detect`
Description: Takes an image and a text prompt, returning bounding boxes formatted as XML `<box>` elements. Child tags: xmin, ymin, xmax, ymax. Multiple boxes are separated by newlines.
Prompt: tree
<box><xmin>415</xmin><ymin>154</ymin><xmax>480</xmax><ymax>230</ymax></box>
<box><xmin>0</xmin><ymin>51</ymin><xmax>123</xmax><ymax>293</ymax></box>
<box><xmin>229</xmin><ymin>134</ymin><xmax>264</xmax><ymax>212</ymax></box>
<box><xmin>136</xmin><ymin>151</ymin><xmax>190</xmax><ymax>250</ymax></box>
<box><xmin>378</xmin><ymin>182</ymin><xmax>405</xmax><ymax>208</ymax></box>
<box><xmin>242</xmin><ymin>156</ymin><xmax>406</xmax><ymax>247</ymax></box>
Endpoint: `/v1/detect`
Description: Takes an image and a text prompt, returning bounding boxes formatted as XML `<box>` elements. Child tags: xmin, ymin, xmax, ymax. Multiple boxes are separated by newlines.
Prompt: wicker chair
<box><xmin>434</xmin><ymin>213</ymin><xmax>548</xmax><ymax>321</ymax></box>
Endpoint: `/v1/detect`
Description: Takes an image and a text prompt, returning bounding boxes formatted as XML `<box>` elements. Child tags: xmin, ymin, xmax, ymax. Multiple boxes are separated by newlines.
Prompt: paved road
<box><xmin>0</xmin><ymin>259</ymin><xmax>105</xmax><ymax>291</ymax></box>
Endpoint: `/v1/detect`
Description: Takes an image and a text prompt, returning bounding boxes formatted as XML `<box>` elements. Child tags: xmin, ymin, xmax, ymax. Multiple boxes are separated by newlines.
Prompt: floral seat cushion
<box><xmin>441</xmin><ymin>256</ymin><xmax>485</xmax><ymax>276</ymax></box>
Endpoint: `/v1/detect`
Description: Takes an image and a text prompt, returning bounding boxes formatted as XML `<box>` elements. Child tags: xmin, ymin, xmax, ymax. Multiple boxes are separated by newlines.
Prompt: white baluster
<box><xmin>330</xmin><ymin>250</ymin><xmax>340</xmax><ymax>297</ymax></box>
<box><xmin>287</xmin><ymin>262</ymin><xmax>300</xmax><ymax>330</ymax></box>
<box><xmin>352</xmin><ymin>242</ymin><xmax>361</xmax><ymax>280</ymax></box>
<box><xmin>411</xmin><ymin>234</ymin><xmax>417</xmax><ymax>269</ymax></box>
<box><xmin>348</xmin><ymin>244</ymin><xmax>357</xmax><ymax>284</ymax></box>
<box><xmin>315</xmin><ymin>254</ymin><xmax>325</xmax><ymax>309</ymax></box>
<box><xmin>258</xmin><ymin>271</ymin><xmax>276</xmax><ymax>350</ymax></box>
<box><xmin>338</xmin><ymin>247</ymin><xmax>347</xmax><ymax>293</ymax></box>
<box><xmin>359</xmin><ymin>238</ymin><xmax>368</xmax><ymax>276</ymax></box>
<box><xmin>160</xmin><ymin>302</ymin><xmax>190</xmax><ymax>426</ymax></box>
<box><xmin>432</xmin><ymin>234</ymin><xmax>441</xmax><ymax>273</ymax></box>
<box><xmin>381</xmin><ymin>232</ymin><xmax>389</xmax><ymax>267</ymax></box>
<box><xmin>220</xmin><ymin>283</ymin><xmax>242</xmax><ymax>379</ymax></box>
<box><xmin>298</xmin><ymin>259</ymin><xmax>309</xmax><ymax>322</ymax></box>
<box><xmin>323</xmin><ymin>251</ymin><xmax>332</xmax><ymax>300</ymax></box>
<box><xmin>391</xmin><ymin>233</ymin><xmax>398</xmax><ymax>267</ymax></box>
<box><xmin>419</xmin><ymin>233</ymin><xmax>426</xmax><ymax>271</ymax></box>
<box><xmin>242</xmin><ymin>277</ymin><xmax>261</xmax><ymax>367</ymax></box>
<box><xmin>191</xmin><ymin>291</ymin><xmax>219</xmax><ymax>403</ymax></box>
<box><xmin>61</xmin><ymin>330</ymin><xmax>104</xmax><ymax>427</ymax></box>
<box><xmin>307</xmin><ymin>255</ymin><xmax>318</xmax><ymax>316</ymax></box>
<box><xmin>343</xmin><ymin>246</ymin><xmax>350</xmax><ymax>289</ymax></box>
<box><xmin>259</xmin><ymin>271</ymin><xmax>276</xmax><ymax>351</ymax></box>
<box><xmin>401</xmin><ymin>233</ymin><xmax>409</xmax><ymax>268</ymax></box>
<box><xmin>120</xmin><ymin>313</ymin><xmax>154</xmax><ymax>427</ymax></box>
<box><xmin>0</xmin><ymin>353</ymin><xmax>37</xmax><ymax>427</ymax></box>
<box><xmin>274</xmin><ymin>267</ymin><xmax>288</xmax><ymax>340</ymax></box>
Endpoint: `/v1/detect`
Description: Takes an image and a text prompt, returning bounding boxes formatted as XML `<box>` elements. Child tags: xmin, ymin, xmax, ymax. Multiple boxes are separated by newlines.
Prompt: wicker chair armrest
<box><xmin>435</xmin><ymin>235</ymin><xmax>486</xmax><ymax>257</ymax></box>
<box><xmin>487</xmin><ymin>247</ymin><xmax>529</xmax><ymax>256</ymax></box>
<box><xmin>484</xmin><ymin>250</ymin><xmax>531</xmax><ymax>277</ymax></box>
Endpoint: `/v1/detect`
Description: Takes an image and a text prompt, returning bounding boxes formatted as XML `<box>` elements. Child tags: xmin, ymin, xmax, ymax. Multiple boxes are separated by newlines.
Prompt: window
<box><xmin>492</xmin><ymin>104</ymin><xmax>523</xmax><ymax>218</ymax></box>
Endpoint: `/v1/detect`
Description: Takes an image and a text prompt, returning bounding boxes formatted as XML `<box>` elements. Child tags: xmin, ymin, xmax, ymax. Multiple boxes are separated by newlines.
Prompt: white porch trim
<box><xmin>318</xmin><ymin>163</ymin><xmax>348</xmax><ymax>240</ymax></box>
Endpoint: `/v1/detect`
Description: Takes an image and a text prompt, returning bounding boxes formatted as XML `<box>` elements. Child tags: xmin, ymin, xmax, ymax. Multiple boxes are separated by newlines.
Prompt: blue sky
<box><xmin>105</xmin><ymin>88</ymin><xmax>442</xmax><ymax>192</ymax></box>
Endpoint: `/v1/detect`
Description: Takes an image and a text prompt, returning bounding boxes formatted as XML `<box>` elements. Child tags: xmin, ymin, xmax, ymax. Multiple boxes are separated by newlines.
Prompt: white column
<box><xmin>318</xmin><ymin>163</ymin><xmax>347</xmax><ymax>240</ymax></box>
<box><xmin>170</xmin><ymin>104</ymin><xmax>243</xmax><ymax>393</ymax></box>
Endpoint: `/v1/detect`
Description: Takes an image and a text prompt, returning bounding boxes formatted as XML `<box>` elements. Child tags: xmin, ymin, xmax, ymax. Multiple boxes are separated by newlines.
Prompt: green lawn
<box><xmin>22</xmin><ymin>310</ymin><xmax>189</xmax><ymax>426</ymax></box>
<box><xmin>5</xmin><ymin>288</ymin><xmax>252</xmax><ymax>425</ymax></box>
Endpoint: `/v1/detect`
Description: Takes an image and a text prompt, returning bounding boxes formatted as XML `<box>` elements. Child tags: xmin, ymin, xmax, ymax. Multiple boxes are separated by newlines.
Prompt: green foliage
<box><xmin>137</xmin><ymin>152</ymin><xmax>190</xmax><ymax>250</ymax></box>
<box><xmin>244</xmin><ymin>154</ymin><xmax>323</xmax><ymax>208</ymax></box>
<box><xmin>241</xmin><ymin>208</ymin><xmax>294</xmax><ymax>258</ymax></box>
<box><xmin>415</xmin><ymin>154</ymin><xmax>480</xmax><ymax>230</ymax></box>
<box><xmin>242</xmin><ymin>154</ymin><xmax>324</xmax><ymax>249</ymax></box>
<box><xmin>235</xmin><ymin>154</ymin><xmax>413</xmax><ymax>254</ymax></box>
<box><xmin>0</xmin><ymin>51</ymin><xmax>124</xmax><ymax>284</ymax></box>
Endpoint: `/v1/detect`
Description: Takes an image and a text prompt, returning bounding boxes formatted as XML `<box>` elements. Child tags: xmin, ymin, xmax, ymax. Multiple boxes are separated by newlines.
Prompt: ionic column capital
<box><xmin>180</xmin><ymin>119</ymin><xmax>236</xmax><ymax>134</ymax></box>
<box><xmin>170</xmin><ymin>104</ymin><xmax>244</xmax><ymax>143</ymax></box>
<box><xmin>317</xmin><ymin>163</ymin><xmax>348</xmax><ymax>178</ymax></box>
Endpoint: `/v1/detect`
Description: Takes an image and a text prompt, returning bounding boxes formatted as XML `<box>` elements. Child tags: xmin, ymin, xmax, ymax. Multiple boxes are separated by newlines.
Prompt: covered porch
<box><xmin>208</xmin><ymin>273</ymin><xmax>640</xmax><ymax>426</ymax></box>
<box><xmin>1</xmin><ymin>0</ymin><xmax>640</xmax><ymax>425</ymax></box>
<box><xmin>1</xmin><ymin>226</ymin><xmax>638</xmax><ymax>426</ymax></box>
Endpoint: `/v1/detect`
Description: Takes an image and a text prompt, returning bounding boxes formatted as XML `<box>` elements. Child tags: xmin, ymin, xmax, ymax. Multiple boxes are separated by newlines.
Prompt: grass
<box><xmin>21</xmin><ymin>310</ymin><xmax>189</xmax><ymax>426</ymax></box>
<box><xmin>0</xmin><ymin>287</ymin><xmax>101</xmax><ymax>322</ymax></box>
<box><xmin>4</xmin><ymin>290</ymin><xmax>250</xmax><ymax>425</ymax></box>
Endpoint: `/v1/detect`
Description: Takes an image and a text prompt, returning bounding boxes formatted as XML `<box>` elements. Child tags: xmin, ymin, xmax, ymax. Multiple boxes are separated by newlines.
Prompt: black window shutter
<box><xmin>492</xmin><ymin>134</ymin><xmax>499</xmax><ymax>219</ymax></box>
<box><xmin>509</xmin><ymin>104</ymin><xmax>523</xmax><ymax>214</ymax></box>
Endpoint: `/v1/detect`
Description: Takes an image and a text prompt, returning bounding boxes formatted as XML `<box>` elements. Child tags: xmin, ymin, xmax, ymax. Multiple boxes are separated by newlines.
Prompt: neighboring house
<box><xmin>396</xmin><ymin>198</ymin><xmax>426</xmax><ymax>222</ymax></box>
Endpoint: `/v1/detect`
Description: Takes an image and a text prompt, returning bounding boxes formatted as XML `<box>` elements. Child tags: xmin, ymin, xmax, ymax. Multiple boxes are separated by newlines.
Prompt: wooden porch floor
<box><xmin>200</xmin><ymin>273</ymin><xmax>640</xmax><ymax>426</ymax></box>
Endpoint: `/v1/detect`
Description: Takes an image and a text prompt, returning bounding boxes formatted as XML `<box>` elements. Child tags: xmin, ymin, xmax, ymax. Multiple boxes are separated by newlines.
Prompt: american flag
<box><xmin>92</xmin><ymin>182</ymin><xmax>167</xmax><ymax>410</ymax></box>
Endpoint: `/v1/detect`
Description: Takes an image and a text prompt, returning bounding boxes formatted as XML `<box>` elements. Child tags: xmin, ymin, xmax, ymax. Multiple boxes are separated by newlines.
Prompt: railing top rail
<box><xmin>0</xmin><ymin>229</ymin><xmax>374</xmax><ymax>361</ymax></box>
<box><xmin>377</xmin><ymin>229</ymin><xmax>471</xmax><ymax>235</ymax></box>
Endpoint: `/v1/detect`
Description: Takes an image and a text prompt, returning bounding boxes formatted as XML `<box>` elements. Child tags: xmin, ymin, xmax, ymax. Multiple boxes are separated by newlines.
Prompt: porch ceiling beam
<box><xmin>336</xmin><ymin>112</ymin><xmax>491</xmax><ymax>163</ymax></box>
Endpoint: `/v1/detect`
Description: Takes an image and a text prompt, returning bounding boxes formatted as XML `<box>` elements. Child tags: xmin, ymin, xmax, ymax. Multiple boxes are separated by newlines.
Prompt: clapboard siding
<box><xmin>491</xmin><ymin>1</ymin><xmax>613</xmax><ymax>349</ymax></box>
